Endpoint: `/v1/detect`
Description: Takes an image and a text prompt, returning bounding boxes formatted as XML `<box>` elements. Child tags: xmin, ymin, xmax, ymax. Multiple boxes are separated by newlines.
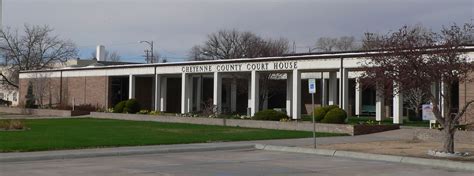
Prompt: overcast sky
<box><xmin>3</xmin><ymin>0</ymin><xmax>473</xmax><ymax>62</ymax></box>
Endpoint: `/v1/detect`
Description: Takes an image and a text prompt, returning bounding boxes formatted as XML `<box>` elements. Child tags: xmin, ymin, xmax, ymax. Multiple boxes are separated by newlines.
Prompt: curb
<box><xmin>256</xmin><ymin>144</ymin><xmax>474</xmax><ymax>171</ymax></box>
<box><xmin>0</xmin><ymin>144</ymin><xmax>255</xmax><ymax>163</ymax></box>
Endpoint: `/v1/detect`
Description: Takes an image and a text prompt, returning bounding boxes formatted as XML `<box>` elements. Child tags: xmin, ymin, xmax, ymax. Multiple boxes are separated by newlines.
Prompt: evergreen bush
<box><xmin>321</xmin><ymin>107</ymin><xmax>347</xmax><ymax>124</ymax></box>
<box><xmin>253</xmin><ymin>109</ymin><xmax>289</xmax><ymax>121</ymax></box>
<box><xmin>313</xmin><ymin>105</ymin><xmax>339</xmax><ymax>122</ymax></box>
<box><xmin>113</xmin><ymin>101</ymin><xmax>127</xmax><ymax>113</ymax></box>
<box><xmin>124</xmin><ymin>99</ymin><xmax>140</xmax><ymax>114</ymax></box>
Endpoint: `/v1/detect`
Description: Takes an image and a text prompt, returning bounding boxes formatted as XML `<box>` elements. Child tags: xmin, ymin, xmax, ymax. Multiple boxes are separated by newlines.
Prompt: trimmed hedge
<box><xmin>321</xmin><ymin>108</ymin><xmax>347</xmax><ymax>124</ymax></box>
<box><xmin>113</xmin><ymin>101</ymin><xmax>126</xmax><ymax>113</ymax></box>
<box><xmin>124</xmin><ymin>99</ymin><xmax>141</xmax><ymax>114</ymax></box>
<box><xmin>313</xmin><ymin>105</ymin><xmax>339</xmax><ymax>122</ymax></box>
<box><xmin>253</xmin><ymin>109</ymin><xmax>289</xmax><ymax>121</ymax></box>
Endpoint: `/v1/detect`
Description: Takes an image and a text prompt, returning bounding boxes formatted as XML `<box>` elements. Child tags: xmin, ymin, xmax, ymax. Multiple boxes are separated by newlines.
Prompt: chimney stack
<box><xmin>96</xmin><ymin>45</ymin><xmax>106</xmax><ymax>61</ymax></box>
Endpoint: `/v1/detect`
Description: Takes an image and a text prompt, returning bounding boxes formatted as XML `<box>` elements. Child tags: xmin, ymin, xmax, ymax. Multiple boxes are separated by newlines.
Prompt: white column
<box><xmin>321</xmin><ymin>72</ymin><xmax>327</xmax><ymax>106</ymax></box>
<box><xmin>292</xmin><ymin>69</ymin><xmax>301</xmax><ymax>119</ymax></box>
<box><xmin>376</xmin><ymin>83</ymin><xmax>385</xmax><ymax>121</ymax></box>
<box><xmin>230</xmin><ymin>78</ymin><xmax>237</xmax><ymax>112</ymax></box>
<box><xmin>355</xmin><ymin>78</ymin><xmax>362</xmax><ymax>116</ymax></box>
<box><xmin>250</xmin><ymin>71</ymin><xmax>259</xmax><ymax>116</ymax></box>
<box><xmin>154</xmin><ymin>74</ymin><xmax>161</xmax><ymax>111</ymax></box>
<box><xmin>181</xmin><ymin>73</ymin><xmax>188</xmax><ymax>114</ymax></box>
<box><xmin>187</xmin><ymin>76</ymin><xmax>193</xmax><ymax>112</ymax></box>
<box><xmin>286</xmin><ymin>72</ymin><xmax>293</xmax><ymax>117</ymax></box>
<box><xmin>340</xmin><ymin>68</ymin><xmax>349</xmax><ymax>111</ymax></box>
<box><xmin>160</xmin><ymin>77</ymin><xmax>167</xmax><ymax>112</ymax></box>
<box><xmin>195</xmin><ymin>76</ymin><xmax>202</xmax><ymax>111</ymax></box>
<box><xmin>247</xmin><ymin>76</ymin><xmax>252</xmax><ymax>116</ymax></box>
<box><xmin>213</xmin><ymin>72</ymin><xmax>222</xmax><ymax>114</ymax></box>
<box><xmin>128</xmin><ymin>75</ymin><xmax>135</xmax><ymax>99</ymax></box>
<box><xmin>393</xmin><ymin>82</ymin><xmax>403</xmax><ymax>124</ymax></box>
<box><xmin>328</xmin><ymin>72</ymin><xmax>337</xmax><ymax>105</ymax></box>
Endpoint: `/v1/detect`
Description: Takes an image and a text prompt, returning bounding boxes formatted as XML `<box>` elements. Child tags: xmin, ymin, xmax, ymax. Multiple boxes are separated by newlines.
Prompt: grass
<box><xmin>0</xmin><ymin>118</ymin><xmax>343</xmax><ymax>152</ymax></box>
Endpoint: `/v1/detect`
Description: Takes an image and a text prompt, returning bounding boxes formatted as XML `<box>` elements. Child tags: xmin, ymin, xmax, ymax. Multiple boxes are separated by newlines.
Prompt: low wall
<box><xmin>414</xmin><ymin>128</ymin><xmax>474</xmax><ymax>144</ymax></box>
<box><xmin>90</xmin><ymin>112</ymin><xmax>398</xmax><ymax>135</ymax></box>
<box><xmin>0</xmin><ymin>107</ymin><xmax>89</xmax><ymax>117</ymax></box>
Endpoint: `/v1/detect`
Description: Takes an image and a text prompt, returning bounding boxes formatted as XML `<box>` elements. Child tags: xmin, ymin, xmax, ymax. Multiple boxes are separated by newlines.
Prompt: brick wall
<box><xmin>459</xmin><ymin>72</ymin><xmax>474</xmax><ymax>125</ymax></box>
<box><xmin>19</xmin><ymin>76</ymin><xmax>108</xmax><ymax>109</ymax></box>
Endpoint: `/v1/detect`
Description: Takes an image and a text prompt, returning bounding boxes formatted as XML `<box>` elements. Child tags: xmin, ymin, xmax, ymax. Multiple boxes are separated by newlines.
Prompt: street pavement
<box><xmin>1</xmin><ymin>149</ymin><xmax>471</xmax><ymax>176</ymax></box>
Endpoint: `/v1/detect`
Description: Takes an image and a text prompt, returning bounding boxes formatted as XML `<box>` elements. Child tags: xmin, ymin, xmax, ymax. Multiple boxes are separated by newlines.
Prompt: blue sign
<box><xmin>308</xmin><ymin>79</ymin><xmax>316</xmax><ymax>94</ymax></box>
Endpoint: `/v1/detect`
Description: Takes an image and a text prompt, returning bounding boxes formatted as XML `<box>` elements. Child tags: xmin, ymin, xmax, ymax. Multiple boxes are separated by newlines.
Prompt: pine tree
<box><xmin>25</xmin><ymin>82</ymin><xmax>36</xmax><ymax>108</ymax></box>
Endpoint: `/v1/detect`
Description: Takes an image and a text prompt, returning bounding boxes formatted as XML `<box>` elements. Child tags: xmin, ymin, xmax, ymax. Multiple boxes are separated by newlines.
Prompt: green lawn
<box><xmin>0</xmin><ymin>118</ymin><xmax>343</xmax><ymax>152</ymax></box>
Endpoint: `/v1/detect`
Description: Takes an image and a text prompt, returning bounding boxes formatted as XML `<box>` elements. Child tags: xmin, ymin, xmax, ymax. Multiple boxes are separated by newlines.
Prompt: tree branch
<box><xmin>0</xmin><ymin>73</ymin><xmax>19</xmax><ymax>88</ymax></box>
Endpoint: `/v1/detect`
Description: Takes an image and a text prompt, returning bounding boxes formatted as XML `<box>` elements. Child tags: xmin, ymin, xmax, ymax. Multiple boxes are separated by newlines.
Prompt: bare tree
<box><xmin>0</xmin><ymin>25</ymin><xmax>78</xmax><ymax>88</ymax></box>
<box><xmin>335</xmin><ymin>36</ymin><xmax>358</xmax><ymax>51</ymax></box>
<box><xmin>315</xmin><ymin>37</ymin><xmax>338</xmax><ymax>52</ymax></box>
<box><xmin>360</xmin><ymin>23</ymin><xmax>474</xmax><ymax>153</ymax></box>
<box><xmin>108</xmin><ymin>51</ymin><xmax>121</xmax><ymax>62</ymax></box>
<box><xmin>190</xmin><ymin>29</ymin><xmax>289</xmax><ymax>60</ymax></box>
<box><xmin>188</xmin><ymin>46</ymin><xmax>207</xmax><ymax>61</ymax></box>
<box><xmin>404</xmin><ymin>88</ymin><xmax>430</xmax><ymax>120</ymax></box>
<box><xmin>315</xmin><ymin>36</ymin><xmax>359</xmax><ymax>52</ymax></box>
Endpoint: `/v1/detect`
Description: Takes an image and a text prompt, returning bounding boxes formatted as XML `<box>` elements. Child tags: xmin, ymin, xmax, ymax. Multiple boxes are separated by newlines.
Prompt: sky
<box><xmin>2</xmin><ymin>0</ymin><xmax>473</xmax><ymax>63</ymax></box>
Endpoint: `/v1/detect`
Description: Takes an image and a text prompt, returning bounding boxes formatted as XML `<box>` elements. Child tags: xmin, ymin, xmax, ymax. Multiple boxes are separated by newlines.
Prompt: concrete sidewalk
<box><xmin>229</xmin><ymin>128</ymin><xmax>415</xmax><ymax>147</ymax></box>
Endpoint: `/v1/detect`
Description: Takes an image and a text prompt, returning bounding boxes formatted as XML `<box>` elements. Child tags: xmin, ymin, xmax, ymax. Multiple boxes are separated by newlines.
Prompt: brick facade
<box><xmin>19</xmin><ymin>76</ymin><xmax>109</xmax><ymax>109</ymax></box>
<box><xmin>459</xmin><ymin>72</ymin><xmax>474</xmax><ymax>125</ymax></box>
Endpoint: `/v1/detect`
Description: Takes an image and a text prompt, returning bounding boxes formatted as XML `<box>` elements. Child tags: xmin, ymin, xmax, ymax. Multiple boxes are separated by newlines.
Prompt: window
<box><xmin>13</xmin><ymin>93</ymin><xmax>17</xmax><ymax>101</ymax></box>
<box><xmin>0</xmin><ymin>93</ymin><xmax>4</xmax><ymax>100</ymax></box>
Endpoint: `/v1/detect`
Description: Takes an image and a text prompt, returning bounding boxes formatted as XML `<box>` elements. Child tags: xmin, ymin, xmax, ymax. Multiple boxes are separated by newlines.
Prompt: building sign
<box><xmin>308</xmin><ymin>79</ymin><xmax>316</xmax><ymax>94</ymax></box>
<box><xmin>181</xmin><ymin>61</ymin><xmax>298</xmax><ymax>73</ymax></box>
<box><xmin>422</xmin><ymin>104</ymin><xmax>435</xmax><ymax>120</ymax></box>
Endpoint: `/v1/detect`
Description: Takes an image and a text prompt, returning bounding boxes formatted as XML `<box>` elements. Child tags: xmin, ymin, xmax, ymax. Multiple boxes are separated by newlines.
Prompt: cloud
<box><xmin>3</xmin><ymin>0</ymin><xmax>473</xmax><ymax>62</ymax></box>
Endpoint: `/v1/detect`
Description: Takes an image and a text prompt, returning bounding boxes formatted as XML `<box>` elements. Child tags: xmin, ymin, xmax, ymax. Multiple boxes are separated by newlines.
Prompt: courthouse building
<box><xmin>17</xmin><ymin>46</ymin><xmax>474</xmax><ymax>124</ymax></box>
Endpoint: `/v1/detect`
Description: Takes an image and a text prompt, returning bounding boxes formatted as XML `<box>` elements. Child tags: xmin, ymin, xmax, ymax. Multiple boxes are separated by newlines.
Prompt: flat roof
<box><xmin>21</xmin><ymin>45</ymin><xmax>474</xmax><ymax>73</ymax></box>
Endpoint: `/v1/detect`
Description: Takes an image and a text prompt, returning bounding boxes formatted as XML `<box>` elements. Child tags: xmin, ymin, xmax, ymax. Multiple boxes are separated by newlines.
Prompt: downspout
<box><xmin>154</xmin><ymin>66</ymin><xmax>157</xmax><ymax>109</ymax></box>
<box><xmin>59</xmin><ymin>70</ymin><xmax>63</xmax><ymax>105</ymax></box>
<box><xmin>340</xmin><ymin>57</ymin><xmax>344</xmax><ymax>106</ymax></box>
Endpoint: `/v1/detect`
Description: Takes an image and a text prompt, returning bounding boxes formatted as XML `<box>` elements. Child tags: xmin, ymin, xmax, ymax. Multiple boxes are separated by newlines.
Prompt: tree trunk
<box><xmin>442</xmin><ymin>128</ymin><xmax>455</xmax><ymax>153</ymax></box>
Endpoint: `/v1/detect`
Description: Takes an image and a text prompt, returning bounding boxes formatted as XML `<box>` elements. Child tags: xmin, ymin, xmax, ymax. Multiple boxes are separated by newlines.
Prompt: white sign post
<box><xmin>308</xmin><ymin>79</ymin><xmax>316</xmax><ymax>148</ymax></box>
<box><xmin>422</xmin><ymin>104</ymin><xmax>437</xmax><ymax>129</ymax></box>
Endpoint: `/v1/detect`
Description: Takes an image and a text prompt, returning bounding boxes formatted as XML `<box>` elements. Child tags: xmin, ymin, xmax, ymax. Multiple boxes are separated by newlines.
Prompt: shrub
<box><xmin>321</xmin><ymin>108</ymin><xmax>347</xmax><ymax>124</ymax></box>
<box><xmin>0</xmin><ymin>119</ymin><xmax>25</xmax><ymax>130</ymax></box>
<box><xmin>124</xmin><ymin>99</ymin><xmax>140</xmax><ymax>114</ymax></box>
<box><xmin>253</xmin><ymin>109</ymin><xmax>289</xmax><ymax>121</ymax></box>
<box><xmin>113</xmin><ymin>101</ymin><xmax>127</xmax><ymax>113</ymax></box>
<box><xmin>25</xmin><ymin>82</ymin><xmax>37</xmax><ymax>109</ymax></box>
<box><xmin>138</xmin><ymin>109</ymin><xmax>149</xmax><ymax>114</ymax></box>
<box><xmin>149</xmin><ymin>111</ymin><xmax>161</xmax><ymax>115</ymax></box>
<box><xmin>313</xmin><ymin>105</ymin><xmax>339</xmax><ymax>122</ymax></box>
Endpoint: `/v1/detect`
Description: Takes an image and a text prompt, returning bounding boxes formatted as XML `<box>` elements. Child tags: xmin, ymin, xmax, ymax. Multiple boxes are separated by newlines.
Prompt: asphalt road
<box><xmin>0</xmin><ymin>149</ymin><xmax>471</xmax><ymax>176</ymax></box>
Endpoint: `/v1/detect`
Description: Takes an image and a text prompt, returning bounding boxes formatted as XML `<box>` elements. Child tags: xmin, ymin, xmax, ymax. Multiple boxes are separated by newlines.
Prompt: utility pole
<box><xmin>144</xmin><ymin>50</ymin><xmax>150</xmax><ymax>63</ymax></box>
<box><xmin>139</xmin><ymin>40</ymin><xmax>154</xmax><ymax>63</ymax></box>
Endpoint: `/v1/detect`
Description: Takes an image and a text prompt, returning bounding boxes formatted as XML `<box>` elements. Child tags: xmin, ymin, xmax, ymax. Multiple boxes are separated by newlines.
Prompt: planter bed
<box><xmin>90</xmin><ymin>112</ymin><xmax>400</xmax><ymax>135</ymax></box>
<box><xmin>0</xmin><ymin>107</ymin><xmax>90</xmax><ymax>117</ymax></box>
